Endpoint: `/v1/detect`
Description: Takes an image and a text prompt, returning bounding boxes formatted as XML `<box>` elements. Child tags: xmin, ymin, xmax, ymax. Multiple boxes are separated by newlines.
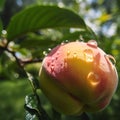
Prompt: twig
<box><xmin>0</xmin><ymin>45</ymin><xmax>43</xmax><ymax>67</ymax></box>
<box><xmin>20</xmin><ymin>58</ymin><xmax>43</xmax><ymax>66</ymax></box>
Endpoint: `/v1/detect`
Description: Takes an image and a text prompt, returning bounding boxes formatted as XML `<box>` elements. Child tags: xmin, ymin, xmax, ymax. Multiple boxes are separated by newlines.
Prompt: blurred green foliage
<box><xmin>0</xmin><ymin>80</ymin><xmax>31</xmax><ymax>120</ymax></box>
<box><xmin>0</xmin><ymin>0</ymin><xmax>120</xmax><ymax>120</ymax></box>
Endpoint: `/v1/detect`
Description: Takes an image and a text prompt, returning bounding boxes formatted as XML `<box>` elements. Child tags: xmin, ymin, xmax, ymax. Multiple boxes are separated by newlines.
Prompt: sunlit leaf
<box><xmin>97</xmin><ymin>13</ymin><xmax>112</xmax><ymax>23</ymax></box>
<box><xmin>7</xmin><ymin>5</ymin><xmax>87</xmax><ymax>41</ymax></box>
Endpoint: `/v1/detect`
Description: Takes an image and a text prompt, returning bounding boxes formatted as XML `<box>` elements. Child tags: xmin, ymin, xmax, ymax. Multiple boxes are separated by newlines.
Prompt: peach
<box><xmin>39</xmin><ymin>40</ymin><xmax>118</xmax><ymax>115</ymax></box>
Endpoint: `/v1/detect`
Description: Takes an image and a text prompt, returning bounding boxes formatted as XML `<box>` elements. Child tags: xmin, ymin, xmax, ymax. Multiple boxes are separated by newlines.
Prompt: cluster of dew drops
<box><xmin>43</xmin><ymin>40</ymin><xmax>116</xmax><ymax>67</ymax></box>
<box><xmin>42</xmin><ymin>39</ymin><xmax>116</xmax><ymax>87</ymax></box>
<box><xmin>42</xmin><ymin>40</ymin><xmax>69</xmax><ymax>57</ymax></box>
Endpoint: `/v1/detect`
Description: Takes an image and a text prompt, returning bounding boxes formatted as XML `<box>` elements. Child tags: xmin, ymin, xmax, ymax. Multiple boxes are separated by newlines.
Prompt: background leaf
<box><xmin>0</xmin><ymin>0</ymin><xmax>6</xmax><ymax>12</ymax></box>
<box><xmin>7</xmin><ymin>5</ymin><xmax>87</xmax><ymax>41</ymax></box>
<box><xmin>0</xmin><ymin>19</ymin><xmax>3</xmax><ymax>36</ymax></box>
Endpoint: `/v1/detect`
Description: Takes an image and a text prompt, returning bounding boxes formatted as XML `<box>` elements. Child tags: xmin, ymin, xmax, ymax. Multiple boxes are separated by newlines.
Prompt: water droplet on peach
<box><xmin>55</xmin><ymin>56</ymin><xmax>58</xmax><ymax>60</ymax></box>
<box><xmin>87</xmin><ymin>40</ymin><xmax>98</xmax><ymax>48</ymax></box>
<box><xmin>51</xmin><ymin>66</ymin><xmax>54</xmax><ymax>72</ymax></box>
<box><xmin>87</xmin><ymin>72</ymin><xmax>100</xmax><ymax>86</ymax></box>
<box><xmin>73</xmin><ymin>53</ymin><xmax>77</xmax><ymax>58</ymax></box>
<box><xmin>67</xmin><ymin>51</ymin><xmax>70</xmax><ymax>56</ymax></box>
<box><xmin>61</xmin><ymin>42</ymin><xmax>65</xmax><ymax>45</ymax></box>
<box><xmin>56</xmin><ymin>51</ymin><xmax>60</xmax><ymax>55</ymax></box>
<box><xmin>47</xmin><ymin>61</ymin><xmax>50</xmax><ymax>67</ymax></box>
<box><xmin>51</xmin><ymin>57</ymin><xmax>55</xmax><ymax>62</ymax></box>
<box><xmin>64</xmin><ymin>59</ymin><xmax>68</xmax><ymax>68</ymax></box>
<box><xmin>105</xmin><ymin>54</ymin><xmax>116</xmax><ymax>65</ymax></box>
<box><xmin>84</xmin><ymin>49</ymin><xmax>94</xmax><ymax>62</ymax></box>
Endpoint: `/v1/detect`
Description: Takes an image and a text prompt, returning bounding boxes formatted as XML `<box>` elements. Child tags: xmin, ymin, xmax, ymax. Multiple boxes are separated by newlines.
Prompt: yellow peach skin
<box><xmin>39</xmin><ymin>40</ymin><xmax>118</xmax><ymax>115</ymax></box>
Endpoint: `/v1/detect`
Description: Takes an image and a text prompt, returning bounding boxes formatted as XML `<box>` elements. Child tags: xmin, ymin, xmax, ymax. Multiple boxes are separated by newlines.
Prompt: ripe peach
<box><xmin>39</xmin><ymin>40</ymin><xmax>118</xmax><ymax>115</ymax></box>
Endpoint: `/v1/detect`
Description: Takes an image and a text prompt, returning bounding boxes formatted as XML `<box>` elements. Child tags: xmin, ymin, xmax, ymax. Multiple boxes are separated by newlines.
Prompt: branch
<box><xmin>0</xmin><ymin>44</ymin><xmax>43</xmax><ymax>79</ymax></box>
<box><xmin>0</xmin><ymin>45</ymin><xmax>43</xmax><ymax>67</ymax></box>
<box><xmin>20</xmin><ymin>58</ymin><xmax>43</xmax><ymax>66</ymax></box>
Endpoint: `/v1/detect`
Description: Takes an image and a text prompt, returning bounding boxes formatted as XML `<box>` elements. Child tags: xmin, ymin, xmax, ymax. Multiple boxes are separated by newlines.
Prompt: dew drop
<box><xmin>84</xmin><ymin>49</ymin><xmax>94</xmax><ymax>62</ymax></box>
<box><xmin>51</xmin><ymin>63</ymin><xmax>54</xmax><ymax>67</ymax></box>
<box><xmin>47</xmin><ymin>61</ymin><xmax>50</xmax><ymax>67</ymax></box>
<box><xmin>87</xmin><ymin>72</ymin><xmax>100</xmax><ymax>86</ymax></box>
<box><xmin>67</xmin><ymin>51</ymin><xmax>70</xmax><ymax>56</ymax></box>
<box><xmin>50</xmin><ymin>66</ymin><xmax>54</xmax><ymax>72</ymax></box>
<box><xmin>48</xmin><ymin>48</ymin><xmax>52</xmax><ymax>51</ymax></box>
<box><xmin>65</xmin><ymin>40</ymin><xmax>69</xmax><ymax>43</ymax></box>
<box><xmin>73</xmin><ymin>53</ymin><xmax>77</xmax><ymax>58</ymax></box>
<box><xmin>43</xmin><ymin>51</ymin><xmax>47</xmax><ymax>56</ymax></box>
<box><xmin>105</xmin><ymin>54</ymin><xmax>116</xmax><ymax>65</ymax></box>
<box><xmin>57</xmin><ymin>51</ymin><xmax>60</xmax><ymax>55</ymax></box>
<box><xmin>55</xmin><ymin>56</ymin><xmax>58</xmax><ymax>60</ymax></box>
<box><xmin>64</xmin><ymin>58</ymin><xmax>67</xmax><ymax>67</ymax></box>
<box><xmin>51</xmin><ymin>57</ymin><xmax>55</xmax><ymax>62</ymax></box>
<box><xmin>61</xmin><ymin>42</ymin><xmax>65</xmax><ymax>45</ymax></box>
<box><xmin>87</xmin><ymin>40</ymin><xmax>98</xmax><ymax>48</ymax></box>
<box><xmin>79</xmin><ymin>35</ymin><xmax>85</xmax><ymax>42</ymax></box>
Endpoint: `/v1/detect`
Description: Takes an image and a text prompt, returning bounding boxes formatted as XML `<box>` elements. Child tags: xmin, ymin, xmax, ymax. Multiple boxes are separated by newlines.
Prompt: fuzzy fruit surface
<box><xmin>39</xmin><ymin>40</ymin><xmax>118</xmax><ymax>115</ymax></box>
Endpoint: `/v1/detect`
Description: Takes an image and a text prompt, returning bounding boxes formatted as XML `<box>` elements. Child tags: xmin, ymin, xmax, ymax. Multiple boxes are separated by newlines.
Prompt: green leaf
<box><xmin>25</xmin><ymin>94</ymin><xmax>40</xmax><ymax>120</ymax></box>
<box><xmin>25</xmin><ymin>94</ymin><xmax>52</xmax><ymax>120</ymax></box>
<box><xmin>7</xmin><ymin>5</ymin><xmax>87</xmax><ymax>41</ymax></box>
<box><xmin>62</xmin><ymin>30</ymin><xmax>97</xmax><ymax>42</ymax></box>
<box><xmin>0</xmin><ymin>0</ymin><xmax>5</xmax><ymax>12</ymax></box>
<box><xmin>20</xmin><ymin>34</ymin><xmax>58</xmax><ymax>49</ymax></box>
